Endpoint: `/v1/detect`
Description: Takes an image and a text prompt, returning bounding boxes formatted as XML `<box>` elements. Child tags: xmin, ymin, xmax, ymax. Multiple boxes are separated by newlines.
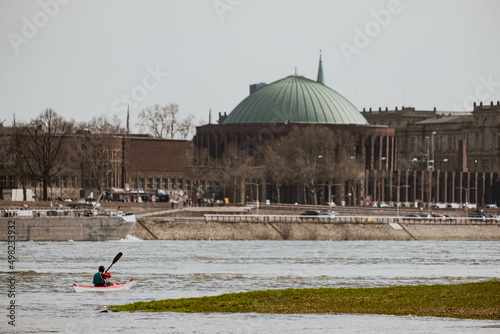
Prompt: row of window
<box><xmin>409</xmin><ymin>132</ymin><xmax>496</xmax><ymax>153</ymax></box>
<box><xmin>0</xmin><ymin>176</ymin><xmax>80</xmax><ymax>188</ymax></box>
<box><xmin>130</xmin><ymin>178</ymin><xmax>219</xmax><ymax>192</ymax></box>
<box><xmin>0</xmin><ymin>175</ymin><xmax>221</xmax><ymax>193</ymax></box>
<box><xmin>53</xmin><ymin>176</ymin><xmax>77</xmax><ymax>188</ymax></box>
<box><xmin>0</xmin><ymin>176</ymin><xmax>16</xmax><ymax>187</ymax></box>
<box><xmin>84</xmin><ymin>172</ymin><xmax>119</xmax><ymax>188</ymax></box>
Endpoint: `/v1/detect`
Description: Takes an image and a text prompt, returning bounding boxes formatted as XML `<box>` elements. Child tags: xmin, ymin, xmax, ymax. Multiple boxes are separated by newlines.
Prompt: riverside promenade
<box><xmin>131</xmin><ymin>205</ymin><xmax>500</xmax><ymax>241</ymax></box>
<box><xmin>2</xmin><ymin>201</ymin><xmax>499</xmax><ymax>241</ymax></box>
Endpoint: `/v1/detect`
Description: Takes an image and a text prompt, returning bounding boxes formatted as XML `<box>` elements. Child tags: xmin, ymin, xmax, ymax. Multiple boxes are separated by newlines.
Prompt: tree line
<box><xmin>193</xmin><ymin>126</ymin><xmax>365</xmax><ymax>204</ymax></box>
<box><xmin>1</xmin><ymin>107</ymin><xmax>363</xmax><ymax>204</ymax></box>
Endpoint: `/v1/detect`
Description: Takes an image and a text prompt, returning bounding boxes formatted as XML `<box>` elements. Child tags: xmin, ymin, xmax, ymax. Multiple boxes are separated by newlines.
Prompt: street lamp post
<box><xmin>431</xmin><ymin>131</ymin><xmax>436</xmax><ymax>171</ymax></box>
<box><xmin>390</xmin><ymin>184</ymin><xmax>410</xmax><ymax>218</ymax></box>
<box><xmin>425</xmin><ymin>136</ymin><xmax>430</xmax><ymax>170</ymax></box>
<box><xmin>456</xmin><ymin>187</ymin><xmax>476</xmax><ymax>218</ymax></box>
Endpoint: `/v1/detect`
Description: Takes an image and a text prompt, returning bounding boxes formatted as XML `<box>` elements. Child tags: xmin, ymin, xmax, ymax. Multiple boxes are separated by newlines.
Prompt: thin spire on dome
<box><xmin>317</xmin><ymin>50</ymin><xmax>324</xmax><ymax>85</ymax></box>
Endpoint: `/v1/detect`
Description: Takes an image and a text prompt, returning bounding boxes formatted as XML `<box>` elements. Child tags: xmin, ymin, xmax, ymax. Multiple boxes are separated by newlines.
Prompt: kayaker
<box><xmin>93</xmin><ymin>265</ymin><xmax>112</xmax><ymax>287</ymax></box>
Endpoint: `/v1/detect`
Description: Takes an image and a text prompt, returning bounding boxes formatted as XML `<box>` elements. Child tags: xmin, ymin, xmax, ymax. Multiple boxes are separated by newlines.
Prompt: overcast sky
<box><xmin>1</xmin><ymin>0</ymin><xmax>500</xmax><ymax>134</ymax></box>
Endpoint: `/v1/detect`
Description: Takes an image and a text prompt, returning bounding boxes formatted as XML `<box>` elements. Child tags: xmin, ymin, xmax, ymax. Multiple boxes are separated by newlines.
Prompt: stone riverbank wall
<box><xmin>0</xmin><ymin>216</ymin><xmax>135</xmax><ymax>241</ymax></box>
<box><xmin>131</xmin><ymin>215</ymin><xmax>500</xmax><ymax>241</ymax></box>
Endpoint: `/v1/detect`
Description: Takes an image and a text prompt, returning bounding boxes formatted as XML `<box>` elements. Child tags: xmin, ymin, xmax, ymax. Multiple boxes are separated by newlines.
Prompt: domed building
<box><xmin>224</xmin><ymin>75</ymin><xmax>368</xmax><ymax>125</ymax></box>
<box><xmin>194</xmin><ymin>56</ymin><xmax>396</xmax><ymax>205</ymax></box>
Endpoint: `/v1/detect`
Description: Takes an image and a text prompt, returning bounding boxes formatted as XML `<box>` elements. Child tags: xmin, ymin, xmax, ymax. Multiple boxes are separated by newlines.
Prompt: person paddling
<box><xmin>93</xmin><ymin>265</ymin><xmax>112</xmax><ymax>287</ymax></box>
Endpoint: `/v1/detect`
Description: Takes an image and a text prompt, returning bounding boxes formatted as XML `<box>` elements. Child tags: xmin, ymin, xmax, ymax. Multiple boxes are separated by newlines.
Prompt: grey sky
<box><xmin>1</xmin><ymin>0</ymin><xmax>499</xmax><ymax>133</ymax></box>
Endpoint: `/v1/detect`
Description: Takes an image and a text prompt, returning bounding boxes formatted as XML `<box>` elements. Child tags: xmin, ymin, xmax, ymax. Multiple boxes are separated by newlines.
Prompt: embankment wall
<box><xmin>0</xmin><ymin>217</ymin><xmax>135</xmax><ymax>241</ymax></box>
<box><xmin>132</xmin><ymin>217</ymin><xmax>500</xmax><ymax>241</ymax></box>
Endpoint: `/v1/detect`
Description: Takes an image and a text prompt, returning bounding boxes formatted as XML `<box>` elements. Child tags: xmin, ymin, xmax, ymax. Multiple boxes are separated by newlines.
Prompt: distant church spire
<box><xmin>126</xmin><ymin>105</ymin><xmax>130</xmax><ymax>134</ymax></box>
<box><xmin>317</xmin><ymin>50</ymin><xmax>324</xmax><ymax>85</ymax></box>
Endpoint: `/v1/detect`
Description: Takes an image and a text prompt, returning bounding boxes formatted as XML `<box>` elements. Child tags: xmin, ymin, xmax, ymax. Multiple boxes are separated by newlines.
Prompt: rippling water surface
<box><xmin>2</xmin><ymin>239</ymin><xmax>500</xmax><ymax>333</ymax></box>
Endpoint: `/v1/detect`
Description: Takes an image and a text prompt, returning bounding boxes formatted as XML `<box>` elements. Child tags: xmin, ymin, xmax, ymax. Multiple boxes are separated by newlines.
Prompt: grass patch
<box><xmin>108</xmin><ymin>280</ymin><xmax>500</xmax><ymax>320</ymax></box>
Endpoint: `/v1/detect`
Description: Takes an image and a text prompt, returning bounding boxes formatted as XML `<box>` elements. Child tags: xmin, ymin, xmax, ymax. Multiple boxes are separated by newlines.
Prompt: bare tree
<box><xmin>275</xmin><ymin>126</ymin><xmax>341</xmax><ymax>204</ymax></box>
<box><xmin>177</xmin><ymin>114</ymin><xmax>195</xmax><ymax>139</ymax></box>
<box><xmin>74</xmin><ymin>116</ymin><xmax>123</xmax><ymax>193</ymax></box>
<box><xmin>2</xmin><ymin>126</ymin><xmax>33</xmax><ymax>200</ymax></box>
<box><xmin>0</xmin><ymin>124</ymin><xmax>32</xmax><ymax>200</ymax></box>
<box><xmin>212</xmin><ymin>145</ymin><xmax>239</xmax><ymax>202</ymax></box>
<box><xmin>13</xmin><ymin>109</ymin><xmax>74</xmax><ymax>201</ymax></box>
<box><xmin>328</xmin><ymin>130</ymin><xmax>363</xmax><ymax>204</ymax></box>
<box><xmin>137</xmin><ymin>103</ymin><xmax>195</xmax><ymax>139</ymax></box>
<box><xmin>189</xmin><ymin>124</ymin><xmax>364</xmax><ymax>205</ymax></box>
<box><xmin>184</xmin><ymin>145</ymin><xmax>212</xmax><ymax>202</ymax></box>
<box><xmin>211</xmin><ymin>144</ymin><xmax>254</xmax><ymax>203</ymax></box>
<box><xmin>187</xmin><ymin>143</ymin><xmax>261</xmax><ymax>204</ymax></box>
<box><xmin>336</xmin><ymin>156</ymin><xmax>365</xmax><ymax>205</ymax></box>
<box><xmin>262</xmin><ymin>138</ymin><xmax>293</xmax><ymax>203</ymax></box>
<box><xmin>259</xmin><ymin>125</ymin><xmax>362</xmax><ymax>204</ymax></box>
<box><xmin>77</xmin><ymin>114</ymin><xmax>125</xmax><ymax>135</ymax></box>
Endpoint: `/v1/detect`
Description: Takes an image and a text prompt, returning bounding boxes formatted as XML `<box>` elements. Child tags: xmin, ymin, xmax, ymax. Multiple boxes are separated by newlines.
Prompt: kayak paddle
<box><xmin>106</xmin><ymin>252</ymin><xmax>123</xmax><ymax>273</ymax></box>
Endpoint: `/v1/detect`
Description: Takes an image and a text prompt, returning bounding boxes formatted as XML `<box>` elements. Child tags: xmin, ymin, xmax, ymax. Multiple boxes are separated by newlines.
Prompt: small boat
<box><xmin>72</xmin><ymin>280</ymin><xmax>135</xmax><ymax>293</ymax></box>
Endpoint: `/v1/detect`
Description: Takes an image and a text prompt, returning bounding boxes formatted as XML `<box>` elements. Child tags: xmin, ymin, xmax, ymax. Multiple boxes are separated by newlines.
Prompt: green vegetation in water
<box><xmin>109</xmin><ymin>280</ymin><xmax>500</xmax><ymax>320</ymax></box>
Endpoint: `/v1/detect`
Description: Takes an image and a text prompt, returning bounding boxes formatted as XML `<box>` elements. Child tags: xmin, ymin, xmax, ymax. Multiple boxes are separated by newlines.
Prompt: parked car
<box><xmin>431</xmin><ymin>203</ymin><xmax>446</xmax><ymax>209</ymax></box>
<box><xmin>484</xmin><ymin>204</ymin><xmax>498</xmax><ymax>209</ymax></box>
<box><xmin>320</xmin><ymin>211</ymin><xmax>339</xmax><ymax>217</ymax></box>
<box><xmin>300</xmin><ymin>210</ymin><xmax>321</xmax><ymax>216</ymax></box>
<box><xmin>463</xmin><ymin>203</ymin><xmax>477</xmax><ymax>209</ymax></box>
<box><xmin>379</xmin><ymin>203</ymin><xmax>390</xmax><ymax>208</ymax></box>
<box><xmin>446</xmin><ymin>203</ymin><xmax>461</xmax><ymax>209</ymax></box>
<box><xmin>240</xmin><ymin>204</ymin><xmax>257</xmax><ymax>210</ymax></box>
<box><xmin>470</xmin><ymin>213</ymin><xmax>492</xmax><ymax>218</ymax></box>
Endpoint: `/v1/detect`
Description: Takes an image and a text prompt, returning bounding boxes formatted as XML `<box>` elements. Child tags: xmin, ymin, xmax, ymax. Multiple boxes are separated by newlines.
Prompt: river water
<box><xmin>1</xmin><ymin>239</ymin><xmax>499</xmax><ymax>333</ymax></box>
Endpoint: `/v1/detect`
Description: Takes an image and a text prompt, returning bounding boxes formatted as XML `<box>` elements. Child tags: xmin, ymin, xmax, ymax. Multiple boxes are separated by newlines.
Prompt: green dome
<box><xmin>224</xmin><ymin>75</ymin><xmax>368</xmax><ymax>125</ymax></box>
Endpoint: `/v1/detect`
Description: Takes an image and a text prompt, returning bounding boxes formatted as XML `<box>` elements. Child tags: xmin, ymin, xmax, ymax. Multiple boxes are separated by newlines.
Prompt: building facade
<box><xmin>4</xmin><ymin>58</ymin><xmax>498</xmax><ymax>207</ymax></box>
<box><xmin>0</xmin><ymin>129</ymin><xmax>203</xmax><ymax>202</ymax></box>
<box><xmin>362</xmin><ymin>102</ymin><xmax>500</xmax><ymax>206</ymax></box>
<box><xmin>194</xmin><ymin>58</ymin><xmax>396</xmax><ymax>205</ymax></box>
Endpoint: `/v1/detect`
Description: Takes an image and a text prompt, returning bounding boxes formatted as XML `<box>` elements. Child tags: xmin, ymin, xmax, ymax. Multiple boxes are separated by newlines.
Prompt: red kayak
<box><xmin>72</xmin><ymin>280</ymin><xmax>135</xmax><ymax>292</ymax></box>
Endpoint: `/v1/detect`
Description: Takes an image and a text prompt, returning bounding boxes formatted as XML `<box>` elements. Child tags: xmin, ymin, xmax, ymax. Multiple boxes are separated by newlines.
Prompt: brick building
<box><xmin>0</xmin><ymin>129</ymin><xmax>197</xmax><ymax>202</ymax></box>
<box><xmin>122</xmin><ymin>136</ymin><xmax>191</xmax><ymax>201</ymax></box>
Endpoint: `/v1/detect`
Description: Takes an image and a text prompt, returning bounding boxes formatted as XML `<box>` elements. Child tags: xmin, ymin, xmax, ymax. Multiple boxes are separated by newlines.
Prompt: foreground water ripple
<box><xmin>1</xmin><ymin>240</ymin><xmax>499</xmax><ymax>333</ymax></box>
